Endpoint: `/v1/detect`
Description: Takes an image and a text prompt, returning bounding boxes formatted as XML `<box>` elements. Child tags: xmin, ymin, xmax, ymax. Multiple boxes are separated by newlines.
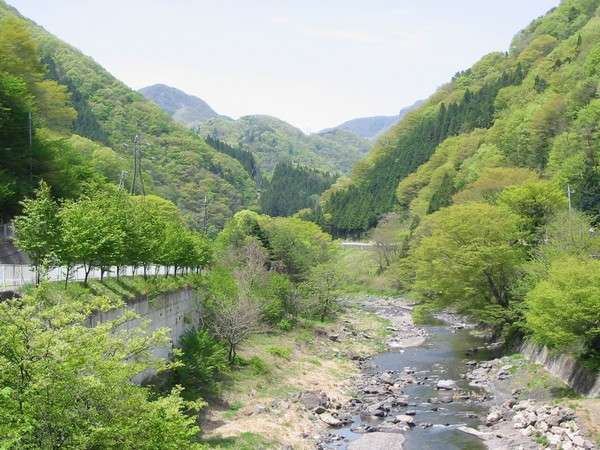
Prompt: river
<box><xmin>326</xmin><ymin>311</ymin><xmax>501</xmax><ymax>449</ymax></box>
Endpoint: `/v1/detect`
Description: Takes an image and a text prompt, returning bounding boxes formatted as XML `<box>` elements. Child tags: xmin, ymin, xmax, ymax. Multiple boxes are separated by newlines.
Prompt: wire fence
<box><xmin>0</xmin><ymin>264</ymin><xmax>168</xmax><ymax>290</ymax></box>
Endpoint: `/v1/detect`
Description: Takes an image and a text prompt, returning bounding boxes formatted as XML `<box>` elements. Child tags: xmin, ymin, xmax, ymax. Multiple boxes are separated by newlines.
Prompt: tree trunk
<box><xmin>84</xmin><ymin>264</ymin><xmax>92</xmax><ymax>285</ymax></box>
<box><xmin>64</xmin><ymin>266</ymin><xmax>71</xmax><ymax>288</ymax></box>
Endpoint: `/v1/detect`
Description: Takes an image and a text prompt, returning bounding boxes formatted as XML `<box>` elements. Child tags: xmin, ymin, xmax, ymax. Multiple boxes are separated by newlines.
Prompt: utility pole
<box><xmin>28</xmin><ymin>112</ymin><xmax>33</xmax><ymax>184</ymax></box>
<box><xmin>202</xmin><ymin>195</ymin><xmax>209</xmax><ymax>234</ymax></box>
<box><xmin>567</xmin><ymin>184</ymin><xmax>574</xmax><ymax>215</ymax></box>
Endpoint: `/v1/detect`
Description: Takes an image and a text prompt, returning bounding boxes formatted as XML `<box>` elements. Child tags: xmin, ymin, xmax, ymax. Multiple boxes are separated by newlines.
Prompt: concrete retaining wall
<box><xmin>520</xmin><ymin>340</ymin><xmax>600</xmax><ymax>398</ymax></box>
<box><xmin>86</xmin><ymin>287</ymin><xmax>202</xmax><ymax>382</ymax></box>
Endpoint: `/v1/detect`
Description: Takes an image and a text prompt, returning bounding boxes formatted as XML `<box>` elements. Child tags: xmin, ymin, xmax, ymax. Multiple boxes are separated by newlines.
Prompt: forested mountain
<box><xmin>196</xmin><ymin>114</ymin><xmax>371</xmax><ymax>174</ymax></box>
<box><xmin>323</xmin><ymin>100</ymin><xmax>424</xmax><ymax>139</ymax></box>
<box><xmin>260</xmin><ymin>162</ymin><xmax>336</xmax><ymax>217</ymax></box>
<box><xmin>321</xmin><ymin>0</ymin><xmax>600</xmax><ymax>236</ymax></box>
<box><xmin>204</xmin><ymin>135</ymin><xmax>262</xmax><ymax>185</ymax></box>
<box><xmin>0</xmin><ymin>1</ymin><xmax>257</xmax><ymax>229</ymax></box>
<box><xmin>139</xmin><ymin>84</ymin><xmax>223</xmax><ymax>127</ymax></box>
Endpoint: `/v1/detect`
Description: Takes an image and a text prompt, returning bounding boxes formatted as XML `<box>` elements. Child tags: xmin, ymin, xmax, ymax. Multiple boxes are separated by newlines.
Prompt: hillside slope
<box><xmin>196</xmin><ymin>114</ymin><xmax>371</xmax><ymax>174</ymax></box>
<box><xmin>322</xmin><ymin>0</ymin><xmax>600</xmax><ymax>235</ymax></box>
<box><xmin>324</xmin><ymin>100</ymin><xmax>424</xmax><ymax>139</ymax></box>
<box><xmin>139</xmin><ymin>83</ymin><xmax>223</xmax><ymax>127</ymax></box>
<box><xmin>0</xmin><ymin>1</ymin><xmax>256</xmax><ymax>229</ymax></box>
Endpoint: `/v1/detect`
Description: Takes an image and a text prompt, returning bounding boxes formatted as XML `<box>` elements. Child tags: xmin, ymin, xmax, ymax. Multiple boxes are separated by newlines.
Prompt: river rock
<box><xmin>348</xmin><ymin>432</ymin><xmax>405</xmax><ymax>450</ymax></box>
<box><xmin>485</xmin><ymin>410</ymin><xmax>502</xmax><ymax>426</ymax></box>
<box><xmin>319</xmin><ymin>413</ymin><xmax>342</xmax><ymax>427</ymax></box>
<box><xmin>436</xmin><ymin>379</ymin><xmax>456</xmax><ymax>390</ymax></box>
<box><xmin>392</xmin><ymin>414</ymin><xmax>415</xmax><ymax>426</ymax></box>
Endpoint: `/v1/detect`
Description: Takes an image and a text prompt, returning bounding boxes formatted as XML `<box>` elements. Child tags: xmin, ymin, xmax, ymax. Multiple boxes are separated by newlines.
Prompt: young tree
<box><xmin>303</xmin><ymin>263</ymin><xmax>341</xmax><ymax>322</ymax></box>
<box><xmin>13</xmin><ymin>181</ymin><xmax>60</xmax><ymax>284</ymax></box>
<box><xmin>207</xmin><ymin>296</ymin><xmax>260</xmax><ymax>364</ymax></box>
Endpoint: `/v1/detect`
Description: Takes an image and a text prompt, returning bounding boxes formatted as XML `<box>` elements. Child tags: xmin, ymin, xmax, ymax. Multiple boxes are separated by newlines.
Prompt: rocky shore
<box><xmin>302</xmin><ymin>297</ymin><xmax>598</xmax><ymax>450</ymax></box>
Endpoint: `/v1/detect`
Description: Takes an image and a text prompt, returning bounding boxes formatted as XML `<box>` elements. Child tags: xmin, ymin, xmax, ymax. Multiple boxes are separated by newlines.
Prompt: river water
<box><xmin>334</xmin><ymin>324</ymin><xmax>500</xmax><ymax>449</ymax></box>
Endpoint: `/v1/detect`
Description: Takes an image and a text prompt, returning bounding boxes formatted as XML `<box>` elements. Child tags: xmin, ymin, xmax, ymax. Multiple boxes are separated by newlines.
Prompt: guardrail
<box><xmin>0</xmin><ymin>264</ymin><xmax>168</xmax><ymax>291</ymax></box>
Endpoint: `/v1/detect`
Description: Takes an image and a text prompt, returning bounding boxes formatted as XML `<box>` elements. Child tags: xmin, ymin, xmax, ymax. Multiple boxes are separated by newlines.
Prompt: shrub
<box><xmin>267</xmin><ymin>346</ymin><xmax>292</xmax><ymax>360</ymax></box>
<box><xmin>175</xmin><ymin>328</ymin><xmax>230</xmax><ymax>394</ymax></box>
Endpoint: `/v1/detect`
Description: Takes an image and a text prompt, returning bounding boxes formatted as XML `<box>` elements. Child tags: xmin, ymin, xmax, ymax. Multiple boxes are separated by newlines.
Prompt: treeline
<box><xmin>260</xmin><ymin>161</ymin><xmax>336</xmax><ymax>217</ymax></box>
<box><xmin>205</xmin><ymin>135</ymin><xmax>262</xmax><ymax>185</ymax></box>
<box><xmin>320</xmin><ymin>64</ymin><xmax>526</xmax><ymax>236</ymax></box>
<box><xmin>14</xmin><ymin>182</ymin><xmax>212</xmax><ymax>284</ymax></box>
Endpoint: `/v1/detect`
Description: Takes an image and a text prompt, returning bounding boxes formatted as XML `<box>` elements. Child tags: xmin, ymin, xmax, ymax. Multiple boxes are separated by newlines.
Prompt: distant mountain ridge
<box><xmin>197</xmin><ymin>114</ymin><xmax>371</xmax><ymax>175</ymax></box>
<box><xmin>324</xmin><ymin>100</ymin><xmax>424</xmax><ymax>139</ymax></box>
<box><xmin>139</xmin><ymin>84</ymin><xmax>224</xmax><ymax>127</ymax></box>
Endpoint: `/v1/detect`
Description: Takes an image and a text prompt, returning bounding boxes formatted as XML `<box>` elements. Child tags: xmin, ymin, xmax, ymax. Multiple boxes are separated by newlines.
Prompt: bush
<box><xmin>246</xmin><ymin>356</ymin><xmax>270</xmax><ymax>375</ymax></box>
<box><xmin>175</xmin><ymin>328</ymin><xmax>230</xmax><ymax>394</ymax></box>
<box><xmin>267</xmin><ymin>346</ymin><xmax>292</xmax><ymax>360</ymax></box>
<box><xmin>277</xmin><ymin>318</ymin><xmax>294</xmax><ymax>331</ymax></box>
<box><xmin>525</xmin><ymin>256</ymin><xmax>600</xmax><ymax>359</ymax></box>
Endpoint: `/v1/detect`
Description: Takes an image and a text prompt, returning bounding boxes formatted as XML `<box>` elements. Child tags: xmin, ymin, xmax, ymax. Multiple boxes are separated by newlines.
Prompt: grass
<box><xmin>222</xmin><ymin>400</ymin><xmax>244</xmax><ymax>419</ymax></box>
<box><xmin>335</xmin><ymin>247</ymin><xmax>400</xmax><ymax>295</ymax></box>
<box><xmin>27</xmin><ymin>273</ymin><xmax>202</xmax><ymax>305</ymax></box>
<box><xmin>267</xmin><ymin>346</ymin><xmax>292</xmax><ymax>360</ymax></box>
<box><xmin>203</xmin><ymin>432</ymin><xmax>273</xmax><ymax>449</ymax></box>
<box><xmin>201</xmin><ymin>300</ymin><xmax>392</xmax><ymax>447</ymax></box>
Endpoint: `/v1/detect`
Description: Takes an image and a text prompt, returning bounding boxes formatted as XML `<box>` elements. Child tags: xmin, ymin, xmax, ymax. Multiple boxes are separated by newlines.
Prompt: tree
<box><xmin>207</xmin><ymin>296</ymin><xmax>260</xmax><ymax>364</ymax></box>
<box><xmin>59</xmin><ymin>188</ymin><xmax>126</xmax><ymax>284</ymax></box>
<box><xmin>498</xmin><ymin>180</ymin><xmax>566</xmax><ymax>245</ymax></box>
<box><xmin>371</xmin><ymin>213</ymin><xmax>401</xmax><ymax>272</ymax></box>
<box><xmin>0</xmin><ymin>289</ymin><xmax>204</xmax><ymax>449</ymax></box>
<box><xmin>13</xmin><ymin>181</ymin><xmax>59</xmax><ymax>283</ymax></box>
<box><xmin>525</xmin><ymin>256</ymin><xmax>600</xmax><ymax>360</ymax></box>
<box><xmin>303</xmin><ymin>263</ymin><xmax>341</xmax><ymax>322</ymax></box>
<box><xmin>412</xmin><ymin>203</ymin><xmax>524</xmax><ymax>311</ymax></box>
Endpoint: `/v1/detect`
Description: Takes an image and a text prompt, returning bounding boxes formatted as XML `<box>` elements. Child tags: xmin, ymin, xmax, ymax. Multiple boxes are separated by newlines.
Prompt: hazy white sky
<box><xmin>9</xmin><ymin>0</ymin><xmax>559</xmax><ymax>132</ymax></box>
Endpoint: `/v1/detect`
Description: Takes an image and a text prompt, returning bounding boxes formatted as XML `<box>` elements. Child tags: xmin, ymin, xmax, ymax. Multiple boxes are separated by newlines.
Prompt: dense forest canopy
<box><xmin>260</xmin><ymin>161</ymin><xmax>336</xmax><ymax>218</ymax></box>
<box><xmin>196</xmin><ymin>115</ymin><xmax>371</xmax><ymax>175</ymax></box>
<box><xmin>320</xmin><ymin>0</ymin><xmax>600</xmax><ymax>236</ymax></box>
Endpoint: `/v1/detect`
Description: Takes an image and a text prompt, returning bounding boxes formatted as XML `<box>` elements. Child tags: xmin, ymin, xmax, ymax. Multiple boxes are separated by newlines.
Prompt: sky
<box><xmin>8</xmin><ymin>0</ymin><xmax>559</xmax><ymax>132</ymax></box>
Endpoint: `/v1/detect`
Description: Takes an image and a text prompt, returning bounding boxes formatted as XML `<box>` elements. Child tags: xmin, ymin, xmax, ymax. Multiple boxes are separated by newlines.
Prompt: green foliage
<box><xmin>322</xmin><ymin>65</ymin><xmax>525</xmax><ymax>235</ymax></box>
<box><xmin>0</xmin><ymin>3</ymin><xmax>257</xmax><ymax>228</ymax></box>
<box><xmin>245</xmin><ymin>356</ymin><xmax>270</xmax><ymax>375</ymax></box>
<box><xmin>197</xmin><ymin>115</ymin><xmax>370</xmax><ymax>175</ymax></box>
<box><xmin>412</xmin><ymin>203</ymin><xmax>524</xmax><ymax>311</ymax></box>
<box><xmin>0</xmin><ymin>288</ymin><xmax>204</xmax><ymax>449</ymax></box>
<box><xmin>174</xmin><ymin>328</ymin><xmax>230</xmax><ymax>395</ymax></box>
<box><xmin>260</xmin><ymin>161</ymin><xmax>336</xmax><ymax>217</ymax></box>
<box><xmin>14</xmin><ymin>185</ymin><xmax>213</xmax><ymax>284</ymax></box>
<box><xmin>13</xmin><ymin>181</ymin><xmax>59</xmax><ymax>278</ymax></box>
<box><xmin>525</xmin><ymin>256</ymin><xmax>600</xmax><ymax>361</ymax></box>
<box><xmin>498</xmin><ymin>180</ymin><xmax>567</xmax><ymax>244</ymax></box>
<box><xmin>302</xmin><ymin>263</ymin><xmax>342</xmax><ymax>321</ymax></box>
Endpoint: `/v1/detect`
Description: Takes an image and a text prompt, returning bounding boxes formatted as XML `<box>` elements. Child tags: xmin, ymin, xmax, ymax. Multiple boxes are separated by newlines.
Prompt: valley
<box><xmin>1</xmin><ymin>0</ymin><xmax>600</xmax><ymax>449</ymax></box>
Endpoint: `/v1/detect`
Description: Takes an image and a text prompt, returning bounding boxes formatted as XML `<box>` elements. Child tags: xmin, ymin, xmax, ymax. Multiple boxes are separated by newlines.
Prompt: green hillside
<box><xmin>196</xmin><ymin>114</ymin><xmax>371</xmax><ymax>175</ymax></box>
<box><xmin>0</xmin><ymin>1</ymin><xmax>257</xmax><ymax>229</ymax></box>
<box><xmin>321</xmin><ymin>0</ymin><xmax>600</xmax><ymax>236</ymax></box>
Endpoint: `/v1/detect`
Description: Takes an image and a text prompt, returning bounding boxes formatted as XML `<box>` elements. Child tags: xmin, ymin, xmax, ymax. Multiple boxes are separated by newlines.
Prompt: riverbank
<box><xmin>200</xmin><ymin>297</ymin><xmax>393</xmax><ymax>449</ymax></box>
<box><xmin>201</xmin><ymin>296</ymin><xmax>599</xmax><ymax>449</ymax></box>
